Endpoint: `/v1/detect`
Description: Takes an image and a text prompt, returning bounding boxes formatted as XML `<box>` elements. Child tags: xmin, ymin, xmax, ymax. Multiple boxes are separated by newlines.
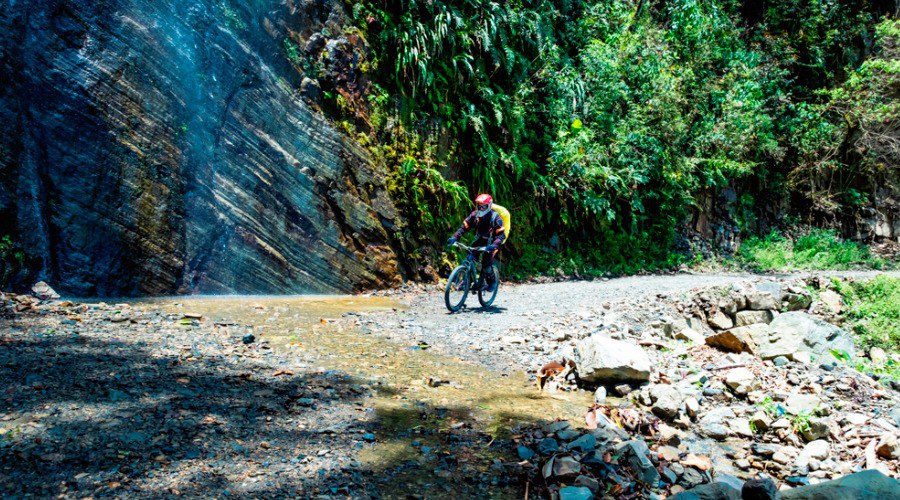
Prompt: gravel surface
<box><xmin>2</xmin><ymin>270</ymin><xmax>898</xmax><ymax>498</ymax></box>
<box><xmin>367</xmin><ymin>271</ymin><xmax>900</xmax><ymax>372</ymax></box>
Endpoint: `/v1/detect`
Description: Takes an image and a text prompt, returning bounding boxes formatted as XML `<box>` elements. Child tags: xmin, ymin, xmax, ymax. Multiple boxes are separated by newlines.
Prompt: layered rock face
<box><xmin>0</xmin><ymin>0</ymin><xmax>404</xmax><ymax>295</ymax></box>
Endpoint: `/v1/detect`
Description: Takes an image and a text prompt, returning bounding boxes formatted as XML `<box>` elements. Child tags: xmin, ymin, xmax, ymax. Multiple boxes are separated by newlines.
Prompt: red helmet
<box><xmin>475</xmin><ymin>193</ymin><xmax>493</xmax><ymax>206</ymax></box>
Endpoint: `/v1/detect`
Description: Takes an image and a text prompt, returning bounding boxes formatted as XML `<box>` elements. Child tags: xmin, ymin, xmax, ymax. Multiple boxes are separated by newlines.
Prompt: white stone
<box><xmin>574</xmin><ymin>336</ymin><xmax>651</xmax><ymax>383</ymax></box>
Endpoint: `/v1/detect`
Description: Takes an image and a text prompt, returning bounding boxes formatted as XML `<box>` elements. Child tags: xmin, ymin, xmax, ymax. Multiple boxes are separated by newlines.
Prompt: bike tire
<box><xmin>445</xmin><ymin>265</ymin><xmax>470</xmax><ymax>312</ymax></box>
<box><xmin>477</xmin><ymin>265</ymin><xmax>500</xmax><ymax>307</ymax></box>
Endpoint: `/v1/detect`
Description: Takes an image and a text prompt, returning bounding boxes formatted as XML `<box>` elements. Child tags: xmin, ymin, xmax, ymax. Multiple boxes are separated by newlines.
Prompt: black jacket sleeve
<box><xmin>452</xmin><ymin>211</ymin><xmax>476</xmax><ymax>240</ymax></box>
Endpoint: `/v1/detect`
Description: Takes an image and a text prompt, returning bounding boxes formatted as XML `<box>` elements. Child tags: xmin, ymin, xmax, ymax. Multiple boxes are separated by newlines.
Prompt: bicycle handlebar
<box><xmin>453</xmin><ymin>242</ymin><xmax>488</xmax><ymax>253</ymax></box>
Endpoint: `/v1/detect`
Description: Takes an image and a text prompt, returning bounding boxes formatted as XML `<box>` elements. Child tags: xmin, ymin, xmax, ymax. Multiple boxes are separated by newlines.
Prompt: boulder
<box><xmin>797</xmin><ymin>440</ymin><xmax>829</xmax><ymax>467</ymax></box>
<box><xmin>755</xmin><ymin>282</ymin><xmax>784</xmax><ymax>303</ymax></box>
<box><xmin>724</xmin><ymin>367</ymin><xmax>756</xmax><ymax>395</ymax></box>
<box><xmin>708</xmin><ymin>310</ymin><xmax>734</xmax><ymax>330</ymax></box>
<box><xmin>719</xmin><ymin>296</ymin><xmax>738</xmax><ymax>315</ymax></box>
<box><xmin>780</xmin><ymin>470</ymin><xmax>900</xmax><ymax>499</ymax></box>
<box><xmin>757</xmin><ymin>312</ymin><xmax>855</xmax><ymax>362</ymax></box>
<box><xmin>747</xmin><ymin>291</ymin><xmax>779</xmax><ymax>310</ymax></box>
<box><xmin>676</xmin><ymin>327</ymin><xmax>707</xmax><ymax>344</ymax></box>
<box><xmin>574</xmin><ymin>336</ymin><xmax>651</xmax><ymax>383</ymax></box>
<box><xmin>699</xmin><ymin>408</ymin><xmax>735</xmax><ymax>440</ymax></box>
<box><xmin>649</xmin><ymin>385</ymin><xmax>684</xmax><ymax>419</ymax></box>
<box><xmin>735</xmin><ymin>310</ymin><xmax>774</xmax><ymax>327</ymax></box>
<box><xmin>31</xmin><ymin>281</ymin><xmax>60</xmax><ymax>301</ymax></box>
<box><xmin>818</xmin><ymin>290</ymin><xmax>844</xmax><ymax>314</ymax></box>
<box><xmin>705</xmin><ymin>324</ymin><xmax>768</xmax><ymax>354</ymax></box>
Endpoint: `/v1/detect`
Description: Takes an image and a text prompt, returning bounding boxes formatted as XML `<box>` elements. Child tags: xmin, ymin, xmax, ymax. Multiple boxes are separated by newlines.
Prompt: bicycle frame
<box><xmin>453</xmin><ymin>242</ymin><xmax>488</xmax><ymax>288</ymax></box>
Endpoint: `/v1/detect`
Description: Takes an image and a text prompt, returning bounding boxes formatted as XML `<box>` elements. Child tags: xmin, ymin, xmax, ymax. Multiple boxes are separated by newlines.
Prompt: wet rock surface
<box><xmin>0</xmin><ymin>0</ymin><xmax>404</xmax><ymax>296</ymax></box>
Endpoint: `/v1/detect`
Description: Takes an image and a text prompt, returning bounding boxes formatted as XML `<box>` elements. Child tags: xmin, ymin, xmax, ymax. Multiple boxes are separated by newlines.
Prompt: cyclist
<box><xmin>446</xmin><ymin>194</ymin><xmax>505</xmax><ymax>292</ymax></box>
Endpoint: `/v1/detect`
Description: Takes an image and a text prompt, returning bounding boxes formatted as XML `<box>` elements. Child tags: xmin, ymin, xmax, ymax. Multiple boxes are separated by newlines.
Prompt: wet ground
<box><xmin>0</xmin><ymin>293</ymin><xmax>591</xmax><ymax>498</ymax></box>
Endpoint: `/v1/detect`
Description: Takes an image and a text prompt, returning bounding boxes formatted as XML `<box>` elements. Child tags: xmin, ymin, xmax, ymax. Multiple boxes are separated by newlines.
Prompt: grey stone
<box><xmin>593</xmin><ymin>386</ymin><xmax>607</xmax><ymax>403</ymax></box>
<box><xmin>537</xmin><ymin>438</ymin><xmax>559</xmax><ymax>455</ymax></box>
<box><xmin>705</xmin><ymin>324</ymin><xmax>768</xmax><ymax>354</ymax></box>
<box><xmin>545</xmin><ymin>455</ymin><xmax>581</xmax><ymax>480</ymax></box>
<box><xmin>773</xmin><ymin>356</ymin><xmax>790</xmax><ymax>366</ymax></box>
<box><xmin>700</xmin><ymin>407</ymin><xmax>735</xmax><ymax>440</ymax></box>
<box><xmin>758</xmin><ymin>312</ymin><xmax>855</xmax><ymax>362</ymax></box>
<box><xmin>708</xmin><ymin>310</ymin><xmax>734</xmax><ymax>330</ymax></box>
<box><xmin>31</xmin><ymin>281</ymin><xmax>60</xmax><ymax>300</ymax></box>
<box><xmin>724</xmin><ymin>367</ymin><xmax>756</xmax><ymax>395</ymax></box>
<box><xmin>559</xmin><ymin>486</ymin><xmax>594</xmax><ymax>500</ymax></box>
<box><xmin>543</xmin><ymin>421</ymin><xmax>571</xmax><ymax>433</ymax></box>
<box><xmin>670</xmin><ymin>482</ymin><xmax>741</xmax><ymax>500</ymax></box>
<box><xmin>742</xmin><ymin>477</ymin><xmax>780</xmax><ymax>500</ymax></box>
<box><xmin>780</xmin><ymin>470</ymin><xmax>900</xmax><ymax>499</ymax></box>
<box><xmin>755</xmin><ymin>282</ymin><xmax>784</xmax><ymax>303</ymax></box>
<box><xmin>574</xmin><ymin>336</ymin><xmax>651</xmax><ymax>383</ymax></box>
<box><xmin>557</xmin><ymin>429</ymin><xmax>581</xmax><ymax>441</ymax></box>
<box><xmin>680</xmin><ymin>467</ymin><xmax>704</xmax><ymax>488</ymax></box>
<box><xmin>650</xmin><ymin>385</ymin><xmax>684</xmax><ymax>419</ymax></box>
<box><xmin>676</xmin><ymin>327</ymin><xmax>707</xmax><ymax>344</ymax></box>
<box><xmin>517</xmin><ymin>446</ymin><xmax>536</xmax><ymax>461</ymax></box>
<box><xmin>574</xmin><ymin>475</ymin><xmax>601</xmax><ymax>494</ymax></box>
<box><xmin>735</xmin><ymin>310</ymin><xmax>774</xmax><ymax>326</ymax></box>
<box><xmin>567</xmin><ymin>434</ymin><xmax>596</xmax><ymax>452</ymax></box>
<box><xmin>719</xmin><ymin>296</ymin><xmax>738</xmax><ymax>315</ymax></box>
<box><xmin>747</xmin><ymin>292</ymin><xmax>779</xmax><ymax>310</ymax></box>
<box><xmin>618</xmin><ymin>440</ymin><xmax>660</xmax><ymax>485</ymax></box>
<box><xmin>818</xmin><ymin>290</ymin><xmax>844</xmax><ymax>314</ymax></box>
<box><xmin>800</xmin><ymin>418</ymin><xmax>830</xmax><ymax>442</ymax></box>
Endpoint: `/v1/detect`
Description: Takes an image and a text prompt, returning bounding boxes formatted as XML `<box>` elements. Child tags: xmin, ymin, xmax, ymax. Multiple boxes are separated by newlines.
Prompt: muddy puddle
<box><xmin>139</xmin><ymin>295</ymin><xmax>593</xmax><ymax>495</ymax></box>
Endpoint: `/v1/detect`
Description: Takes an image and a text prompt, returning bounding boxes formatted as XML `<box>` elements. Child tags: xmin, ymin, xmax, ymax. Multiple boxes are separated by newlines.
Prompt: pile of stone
<box><xmin>530</xmin><ymin>276</ymin><xmax>900</xmax><ymax>498</ymax></box>
<box><xmin>517</xmin><ymin>414</ymin><xmax>899</xmax><ymax>500</ymax></box>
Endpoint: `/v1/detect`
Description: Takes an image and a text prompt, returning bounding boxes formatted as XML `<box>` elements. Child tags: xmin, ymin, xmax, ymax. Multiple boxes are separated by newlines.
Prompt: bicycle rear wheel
<box><xmin>444</xmin><ymin>265</ymin><xmax>469</xmax><ymax>312</ymax></box>
<box><xmin>477</xmin><ymin>265</ymin><xmax>500</xmax><ymax>307</ymax></box>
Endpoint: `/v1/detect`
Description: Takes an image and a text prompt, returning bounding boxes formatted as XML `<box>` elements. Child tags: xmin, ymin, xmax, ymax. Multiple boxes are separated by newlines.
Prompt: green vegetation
<box><xmin>306</xmin><ymin>1</ymin><xmax>900</xmax><ymax>275</ymax></box>
<box><xmin>835</xmin><ymin>276</ymin><xmax>900</xmax><ymax>353</ymax></box>
<box><xmin>738</xmin><ymin>228</ymin><xmax>882</xmax><ymax>271</ymax></box>
<box><xmin>220</xmin><ymin>2</ymin><xmax>247</xmax><ymax>32</ymax></box>
<box><xmin>0</xmin><ymin>235</ymin><xmax>24</xmax><ymax>286</ymax></box>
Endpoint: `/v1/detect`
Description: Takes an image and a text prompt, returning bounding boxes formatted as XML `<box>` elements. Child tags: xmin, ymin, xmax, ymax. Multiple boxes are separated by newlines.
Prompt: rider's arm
<box><xmin>491</xmin><ymin>215</ymin><xmax>506</xmax><ymax>248</ymax></box>
<box><xmin>452</xmin><ymin>212</ymin><xmax>476</xmax><ymax>240</ymax></box>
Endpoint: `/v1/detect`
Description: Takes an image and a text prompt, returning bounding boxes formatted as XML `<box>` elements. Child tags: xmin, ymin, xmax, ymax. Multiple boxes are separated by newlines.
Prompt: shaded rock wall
<box><xmin>0</xmin><ymin>0</ymin><xmax>404</xmax><ymax>295</ymax></box>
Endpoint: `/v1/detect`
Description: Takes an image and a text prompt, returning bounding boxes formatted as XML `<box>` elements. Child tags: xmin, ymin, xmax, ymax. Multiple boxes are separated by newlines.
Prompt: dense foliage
<box><xmin>329</xmin><ymin>0</ymin><xmax>896</xmax><ymax>276</ymax></box>
<box><xmin>836</xmin><ymin>276</ymin><xmax>900</xmax><ymax>357</ymax></box>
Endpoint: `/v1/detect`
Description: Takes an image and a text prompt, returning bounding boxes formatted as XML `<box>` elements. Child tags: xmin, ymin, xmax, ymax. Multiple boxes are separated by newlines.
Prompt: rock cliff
<box><xmin>0</xmin><ymin>0</ymin><xmax>404</xmax><ymax>295</ymax></box>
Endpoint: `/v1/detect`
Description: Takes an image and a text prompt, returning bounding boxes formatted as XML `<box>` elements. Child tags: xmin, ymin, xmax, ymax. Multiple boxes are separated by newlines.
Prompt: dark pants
<box><xmin>474</xmin><ymin>237</ymin><xmax>499</xmax><ymax>284</ymax></box>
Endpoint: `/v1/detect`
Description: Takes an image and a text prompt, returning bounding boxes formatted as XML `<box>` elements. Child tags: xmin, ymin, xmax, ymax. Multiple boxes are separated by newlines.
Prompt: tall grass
<box><xmin>738</xmin><ymin>228</ymin><xmax>881</xmax><ymax>271</ymax></box>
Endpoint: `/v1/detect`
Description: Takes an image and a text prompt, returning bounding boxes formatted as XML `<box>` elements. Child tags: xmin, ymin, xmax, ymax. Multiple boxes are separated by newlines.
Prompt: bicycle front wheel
<box><xmin>477</xmin><ymin>265</ymin><xmax>500</xmax><ymax>307</ymax></box>
<box><xmin>445</xmin><ymin>265</ymin><xmax>470</xmax><ymax>312</ymax></box>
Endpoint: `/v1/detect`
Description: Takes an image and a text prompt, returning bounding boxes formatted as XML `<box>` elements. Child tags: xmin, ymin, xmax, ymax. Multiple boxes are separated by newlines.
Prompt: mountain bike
<box><xmin>444</xmin><ymin>242</ymin><xmax>500</xmax><ymax>312</ymax></box>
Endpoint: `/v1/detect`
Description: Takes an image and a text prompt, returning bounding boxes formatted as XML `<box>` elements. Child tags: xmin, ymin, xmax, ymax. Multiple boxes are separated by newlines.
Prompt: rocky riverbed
<box><xmin>2</xmin><ymin>271</ymin><xmax>899</xmax><ymax>498</ymax></box>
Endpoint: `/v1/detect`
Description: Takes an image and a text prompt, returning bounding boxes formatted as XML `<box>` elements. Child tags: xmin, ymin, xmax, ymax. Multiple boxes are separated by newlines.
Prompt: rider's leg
<box><xmin>481</xmin><ymin>247</ymin><xmax>498</xmax><ymax>291</ymax></box>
